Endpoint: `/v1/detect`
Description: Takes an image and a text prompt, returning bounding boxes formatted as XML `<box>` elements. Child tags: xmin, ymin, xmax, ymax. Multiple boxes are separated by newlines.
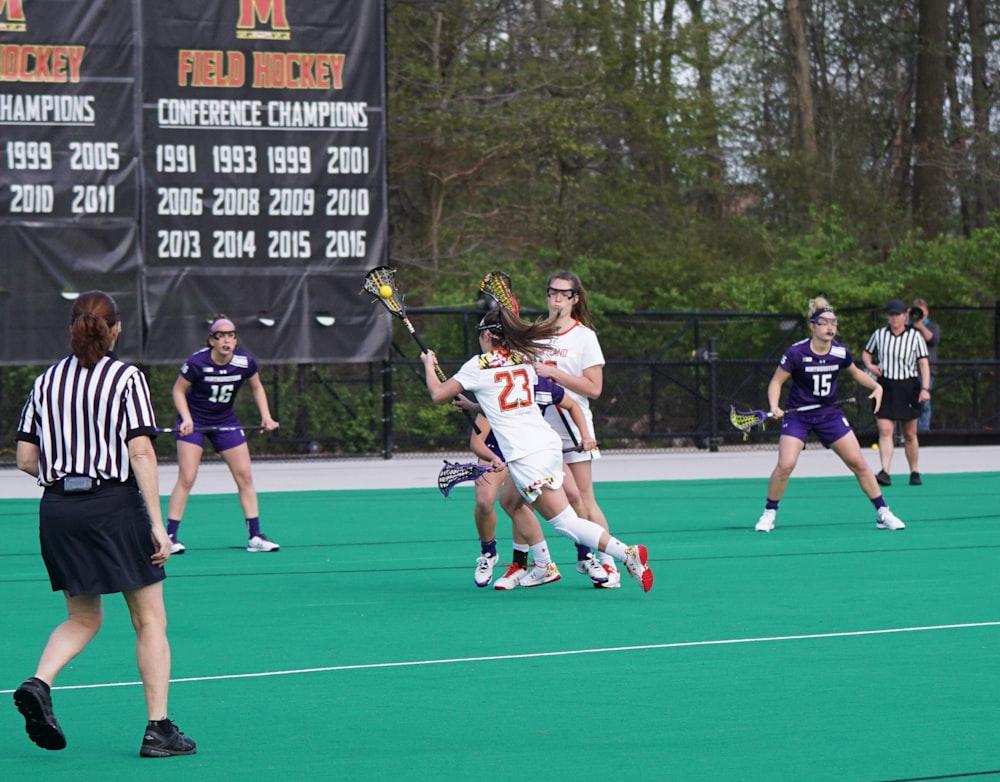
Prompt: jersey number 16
<box><xmin>208</xmin><ymin>384</ymin><xmax>235</xmax><ymax>404</ymax></box>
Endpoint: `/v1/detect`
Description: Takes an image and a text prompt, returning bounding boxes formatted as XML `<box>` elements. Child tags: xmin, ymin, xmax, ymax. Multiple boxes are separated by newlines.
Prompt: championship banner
<box><xmin>141</xmin><ymin>0</ymin><xmax>389</xmax><ymax>364</ymax></box>
<box><xmin>0</xmin><ymin>0</ymin><xmax>388</xmax><ymax>366</ymax></box>
<box><xmin>0</xmin><ymin>0</ymin><xmax>142</xmax><ymax>364</ymax></box>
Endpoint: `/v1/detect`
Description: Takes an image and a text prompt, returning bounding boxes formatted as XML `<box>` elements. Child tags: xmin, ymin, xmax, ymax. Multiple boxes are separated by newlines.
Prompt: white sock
<box><xmin>602</xmin><ymin>538</ymin><xmax>627</xmax><ymax>563</ymax></box>
<box><xmin>529</xmin><ymin>541</ymin><xmax>551</xmax><ymax>566</ymax></box>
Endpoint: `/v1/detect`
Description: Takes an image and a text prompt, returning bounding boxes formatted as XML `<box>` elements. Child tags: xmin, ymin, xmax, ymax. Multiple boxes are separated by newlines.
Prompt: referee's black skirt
<box><xmin>39</xmin><ymin>479</ymin><xmax>165</xmax><ymax>596</ymax></box>
<box><xmin>876</xmin><ymin>376</ymin><xmax>921</xmax><ymax>422</ymax></box>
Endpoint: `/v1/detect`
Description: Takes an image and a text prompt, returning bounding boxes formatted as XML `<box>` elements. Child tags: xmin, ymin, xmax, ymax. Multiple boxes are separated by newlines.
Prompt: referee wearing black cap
<box><xmin>862</xmin><ymin>298</ymin><xmax>931</xmax><ymax>487</ymax></box>
<box><xmin>13</xmin><ymin>290</ymin><xmax>196</xmax><ymax>758</ymax></box>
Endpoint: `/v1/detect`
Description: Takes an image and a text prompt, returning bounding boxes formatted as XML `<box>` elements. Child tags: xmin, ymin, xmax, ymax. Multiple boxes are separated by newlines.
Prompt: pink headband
<box><xmin>209</xmin><ymin>318</ymin><xmax>235</xmax><ymax>333</ymax></box>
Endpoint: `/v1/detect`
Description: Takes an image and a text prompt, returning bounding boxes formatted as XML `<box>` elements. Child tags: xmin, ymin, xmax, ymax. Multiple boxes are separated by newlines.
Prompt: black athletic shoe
<box><xmin>909</xmin><ymin>471</ymin><xmax>922</xmax><ymax>486</ymax></box>
<box><xmin>13</xmin><ymin>677</ymin><xmax>66</xmax><ymax>751</ymax></box>
<box><xmin>140</xmin><ymin>719</ymin><xmax>197</xmax><ymax>757</ymax></box>
<box><xmin>876</xmin><ymin>470</ymin><xmax>891</xmax><ymax>486</ymax></box>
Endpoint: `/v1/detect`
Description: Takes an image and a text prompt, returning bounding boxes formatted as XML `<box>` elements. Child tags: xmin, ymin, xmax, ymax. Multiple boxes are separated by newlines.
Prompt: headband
<box><xmin>209</xmin><ymin>318</ymin><xmax>235</xmax><ymax>333</ymax></box>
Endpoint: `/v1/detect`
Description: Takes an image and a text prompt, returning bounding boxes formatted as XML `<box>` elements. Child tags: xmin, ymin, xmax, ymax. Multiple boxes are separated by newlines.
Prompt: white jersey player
<box><xmin>422</xmin><ymin>307</ymin><xmax>654</xmax><ymax>593</ymax></box>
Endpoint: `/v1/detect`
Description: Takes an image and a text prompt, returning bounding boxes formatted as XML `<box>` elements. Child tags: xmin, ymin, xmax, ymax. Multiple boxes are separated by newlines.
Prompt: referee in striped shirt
<box><xmin>13</xmin><ymin>290</ymin><xmax>196</xmax><ymax>757</ymax></box>
<box><xmin>862</xmin><ymin>298</ymin><xmax>931</xmax><ymax>487</ymax></box>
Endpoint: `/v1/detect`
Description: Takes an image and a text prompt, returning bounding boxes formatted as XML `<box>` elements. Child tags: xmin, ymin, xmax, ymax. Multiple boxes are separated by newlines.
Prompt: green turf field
<box><xmin>2</xmin><ymin>472</ymin><xmax>998</xmax><ymax>781</ymax></box>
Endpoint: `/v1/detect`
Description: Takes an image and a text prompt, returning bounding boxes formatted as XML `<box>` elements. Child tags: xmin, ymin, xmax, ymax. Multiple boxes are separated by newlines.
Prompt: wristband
<box><xmin>921</xmin><ymin>387</ymin><xmax>930</xmax><ymax>392</ymax></box>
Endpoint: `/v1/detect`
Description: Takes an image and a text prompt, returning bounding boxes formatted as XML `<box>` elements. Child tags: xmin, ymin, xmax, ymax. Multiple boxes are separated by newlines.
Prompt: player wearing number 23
<box><xmin>753</xmin><ymin>297</ymin><xmax>905</xmax><ymax>533</ymax></box>
<box><xmin>422</xmin><ymin>307</ymin><xmax>653</xmax><ymax>592</ymax></box>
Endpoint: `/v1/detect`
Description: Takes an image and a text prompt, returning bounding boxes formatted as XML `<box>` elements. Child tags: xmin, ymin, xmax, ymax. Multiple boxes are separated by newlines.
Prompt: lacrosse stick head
<box><xmin>437</xmin><ymin>460</ymin><xmax>489</xmax><ymax>497</ymax></box>
<box><xmin>480</xmin><ymin>271</ymin><xmax>520</xmax><ymax>316</ymax></box>
<box><xmin>362</xmin><ymin>266</ymin><xmax>405</xmax><ymax>317</ymax></box>
<box><xmin>729</xmin><ymin>406</ymin><xmax>768</xmax><ymax>441</ymax></box>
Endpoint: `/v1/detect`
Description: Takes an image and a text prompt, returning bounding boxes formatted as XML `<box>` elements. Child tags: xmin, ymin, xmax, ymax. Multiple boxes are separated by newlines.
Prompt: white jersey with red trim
<box><xmin>538</xmin><ymin>320</ymin><xmax>604</xmax><ymax>410</ymax></box>
<box><xmin>538</xmin><ymin>320</ymin><xmax>605</xmax><ymax>436</ymax></box>
<box><xmin>452</xmin><ymin>348</ymin><xmax>561</xmax><ymax>463</ymax></box>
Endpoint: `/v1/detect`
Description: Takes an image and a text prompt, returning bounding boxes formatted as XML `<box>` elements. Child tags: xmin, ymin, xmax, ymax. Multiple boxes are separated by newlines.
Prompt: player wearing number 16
<box><xmin>165</xmin><ymin>317</ymin><xmax>281</xmax><ymax>554</ymax></box>
<box><xmin>422</xmin><ymin>307</ymin><xmax>653</xmax><ymax>592</ymax></box>
<box><xmin>753</xmin><ymin>297</ymin><xmax>905</xmax><ymax>533</ymax></box>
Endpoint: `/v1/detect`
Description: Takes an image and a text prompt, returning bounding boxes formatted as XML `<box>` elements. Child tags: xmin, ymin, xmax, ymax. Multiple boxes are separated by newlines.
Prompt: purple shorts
<box><xmin>779</xmin><ymin>410</ymin><xmax>852</xmax><ymax>448</ymax></box>
<box><xmin>176</xmin><ymin>427</ymin><xmax>247</xmax><ymax>453</ymax></box>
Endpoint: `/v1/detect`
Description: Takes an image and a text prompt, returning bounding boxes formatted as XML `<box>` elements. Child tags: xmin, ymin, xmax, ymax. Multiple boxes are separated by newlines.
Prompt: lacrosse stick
<box><xmin>730</xmin><ymin>398</ymin><xmax>857</xmax><ymax>440</ymax></box>
<box><xmin>479</xmin><ymin>270</ymin><xmax>520</xmax><ymax>315</ymax></box>
<box><xmin>555</xmin><ymin>409</ymin><xmax>602</xmax><ymax>453</ymax></box>
<box><xmin>155</xmin><ymin>424</ymin><xmax>275</xmax><ymax>434</ymax></box>
<box><xmin>363</xmin><ymin>265</ymin><xmax>480</xmax><ymax>433</ymax></box>
<box><xmin>437</xmin><ymin>460</ymin><xmax>492</xmax><ymax>497</ymax></box>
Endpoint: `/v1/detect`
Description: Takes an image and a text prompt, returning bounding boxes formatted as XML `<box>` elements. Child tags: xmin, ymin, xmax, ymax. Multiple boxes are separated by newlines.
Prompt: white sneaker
<box><xmin>494</xmin><ymin>563</ymin><xmax>527</xmax><ymax>590</ymax></box>
<box><xmin>575</xmin><ymin>553</ymin><xmax>609</xmax><ymax>584</ymax></box>
<box><xmin>594</xmin><ymin>563</ymin><xmax>621</xmax><ymax>589</ymax></box>
<box><xmin>519</xmin><ymin>562</ymin><xmax>561</xmax><ymax>588</ymax></box>
<box><xmin>169</xmin><ymin>538</ymin><xmax>186</xmax><ymax>555</ymax></box>
<box><xmin>755</xmin><ymin>509</ymin><xmax>776</xmax><ymax>532</ymax></box>
<box><xmin>474</xmin><ymin>553</ymin><xmax>499</xmax><ymax>587</ymax></box>
<box><xmin>875</xmin><ymin>506</ymin><xmax>905</xmax><ymax>530</ymax></box>
<box><xmin>623</xmin><ymin>545</ymin><xmax>654</xmax><ymax>592</ymax></box>
<box><xmin>247</xmin><ymin>534</ymin><xmax>280</xmax><ymax>552</ymax></box>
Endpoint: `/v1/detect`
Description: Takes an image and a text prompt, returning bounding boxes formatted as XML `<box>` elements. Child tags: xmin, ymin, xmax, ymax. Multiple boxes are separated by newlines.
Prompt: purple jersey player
<box><xmin>165</xmin><ymin>316</ymin><xmax>281</xmax><ymax>554</ymax></box>
<box><xmin>754</xmin><ymin>297</ymin><xmax>905</xmax><ymax>533</ymax></box>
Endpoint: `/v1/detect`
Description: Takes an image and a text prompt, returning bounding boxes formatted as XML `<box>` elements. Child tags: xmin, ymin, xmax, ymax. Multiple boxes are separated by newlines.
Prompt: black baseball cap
<box><xmin>886</xmin><ymin>299</ymin><xmax>907</xmax><ymax>314</ymax></box>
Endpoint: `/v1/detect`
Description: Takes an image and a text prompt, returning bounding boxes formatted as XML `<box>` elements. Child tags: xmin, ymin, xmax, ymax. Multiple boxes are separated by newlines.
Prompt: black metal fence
<box><xmin>2</xmin><ymin>305</ymin><xmax>997</xmax><ymax>461</ymax></box>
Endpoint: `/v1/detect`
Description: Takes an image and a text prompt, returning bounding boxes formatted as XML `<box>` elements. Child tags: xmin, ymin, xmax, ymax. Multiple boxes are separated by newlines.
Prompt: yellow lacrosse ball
<box><xmin>871</xmin><ymin>443</ymin><xmax>879</xmax><ymax>450</ymax></box>
<box><xmin>379</xmin><ymin>285</ymin><xmax>393</xmax><ymax>298</ymax></box>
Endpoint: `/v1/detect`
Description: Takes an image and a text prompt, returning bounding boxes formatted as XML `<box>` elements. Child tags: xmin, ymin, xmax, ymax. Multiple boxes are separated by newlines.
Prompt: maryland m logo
<box><xmin>0</xmin><ymin>0</ymin><xmax>26</xmax><ymax>32</ymax></box>
<box><xmin>236</xmin><ymin>0</ymin><xmax>290</xmax><ymax>40</ymax></box>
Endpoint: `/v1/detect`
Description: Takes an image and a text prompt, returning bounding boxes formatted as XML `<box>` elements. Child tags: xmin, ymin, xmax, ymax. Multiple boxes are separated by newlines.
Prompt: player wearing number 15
<box><xmin>166</xmin><ymin>317</ymin><xmax>281</xmax><ymax>554</ymax></box>
<box><xmin>753</xmin><ymin>297</ymin><xmax>905</xmax><ymax>533</ymax></box>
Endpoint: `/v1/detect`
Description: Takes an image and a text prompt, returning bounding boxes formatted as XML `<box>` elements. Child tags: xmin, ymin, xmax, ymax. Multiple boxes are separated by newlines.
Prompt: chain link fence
<box><xmin>2</xmin><ymin>305</ymin><xmax>997</xmax><ymax>463</ymax></box>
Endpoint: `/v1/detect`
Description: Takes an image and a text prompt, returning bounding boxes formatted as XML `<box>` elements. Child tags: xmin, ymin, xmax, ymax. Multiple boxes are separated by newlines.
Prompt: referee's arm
<box><xmin>861</xmin><ymin>348</ymin><xmax>881</xmax><ymax>378</ymax></box>
<box><xmin>15</xmin><ymin>439</ymin><xmax>40</xmax><ymax>479</ymax></box>
<box><xmin>127</xmin><ymin>432</ymin><xmax>171</xmax><ymax>566</ymax></box>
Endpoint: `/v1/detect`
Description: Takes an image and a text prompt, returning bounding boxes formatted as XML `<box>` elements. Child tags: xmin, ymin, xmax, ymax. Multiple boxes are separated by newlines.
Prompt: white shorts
<box><xmin>507</xmin><ymin>448</ymin><xmax>565</xmax><ymax>503</ymax></box>
<box><xmin>545</xmin><ymin>406</ymin><xmax>602</xmax><ymax>464</ymax></box>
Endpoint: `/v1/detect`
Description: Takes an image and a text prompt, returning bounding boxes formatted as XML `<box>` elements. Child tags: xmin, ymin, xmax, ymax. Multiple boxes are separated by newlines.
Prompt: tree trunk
<box><xmin>966</xmin><ymin>0</ymin><xmax>995</xmax><ymax>229</ymax></box>
<box><xmin>912</xmin><ymin>0</ymin><xmax>949</xmax><ymax>237</ymax></box>
<box><xmin>785</xmin><ymin>0</ymin><xmax>817</xmax><ymax>161</ymax></box>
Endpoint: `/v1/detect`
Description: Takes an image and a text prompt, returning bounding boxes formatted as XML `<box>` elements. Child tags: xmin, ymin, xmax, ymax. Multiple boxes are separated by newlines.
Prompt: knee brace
<box><xmin>548</xmin><ymin>507</ymin><xmax>604</xmax><ymax>550</ymax></box>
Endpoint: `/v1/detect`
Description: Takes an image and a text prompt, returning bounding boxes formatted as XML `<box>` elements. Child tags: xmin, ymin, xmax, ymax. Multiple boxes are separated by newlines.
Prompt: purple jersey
<box><xmin>778</xmin><ymin>338</ymin><xmax>855</xmax><ymax>410</ymax></box>
<box><xmin>178</xmin><ymin>347</ymin><xmax>258</xmax><ymax>426</ymax></box>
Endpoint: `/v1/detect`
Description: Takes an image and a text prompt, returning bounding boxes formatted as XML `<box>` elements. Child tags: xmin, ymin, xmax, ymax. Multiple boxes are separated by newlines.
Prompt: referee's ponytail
<box><xmin>70</xmin><ymin>291</ymin><xmax>119</xmax><ymax>368</ymax></box>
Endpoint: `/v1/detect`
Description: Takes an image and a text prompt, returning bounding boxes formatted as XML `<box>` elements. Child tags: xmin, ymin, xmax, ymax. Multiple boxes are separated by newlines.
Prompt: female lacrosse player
<box><xmin>532</xmin><ymin>271</ymin><xmax>617</xmax><ymax>586</ymax></box>
<box><xmin>465</xmin><ymin>411</ymin><xmax>559</xmax><ymax>589</ymax></box>
<box><xmin>462</xmin><ymin>377</ymin><xmax>604</xmax><ymax>589</ymax></box>
<box><xmin>754</xmin><ymin>297</ymin><xmax>905</xmax><ymax>532</ymax></box>
<box><xmin>422</xmin><ymin>308</ymin><xmax>653</xmax><ymax>592</ymax></box>
<box><xmin>165</xmin><ymin>316</ymin><xmax>281</xmax><ymax>553</ymax></box>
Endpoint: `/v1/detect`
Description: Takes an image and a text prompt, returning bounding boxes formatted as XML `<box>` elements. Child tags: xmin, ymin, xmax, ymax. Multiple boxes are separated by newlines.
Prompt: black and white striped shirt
<box><xmin>16</xmin><ymin>353</ymin><xmax>158</xmax><ymax>486</ymax></box>
<box><xmin>863</xmin><ymin>326</ymin><xmax>929</xmax><ymax>380</ymax></box>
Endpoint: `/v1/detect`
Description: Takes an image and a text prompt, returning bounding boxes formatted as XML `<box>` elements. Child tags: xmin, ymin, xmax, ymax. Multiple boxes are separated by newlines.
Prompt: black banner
<box><xmin>0</xmin><ymin>0</ymin><xmax>142</xmax><ymax>363</ymax></box>
<box><xmin>0</xmin><ymin>0</ymin><xmax>389</xmax><ymax>365</ymax></box>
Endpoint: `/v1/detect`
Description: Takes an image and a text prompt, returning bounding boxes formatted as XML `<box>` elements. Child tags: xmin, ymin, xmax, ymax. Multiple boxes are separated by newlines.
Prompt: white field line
<box><xmin>3</xmin><ymin>620</ymin><xmax>997</xmax><ymax>694</ymax></box>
